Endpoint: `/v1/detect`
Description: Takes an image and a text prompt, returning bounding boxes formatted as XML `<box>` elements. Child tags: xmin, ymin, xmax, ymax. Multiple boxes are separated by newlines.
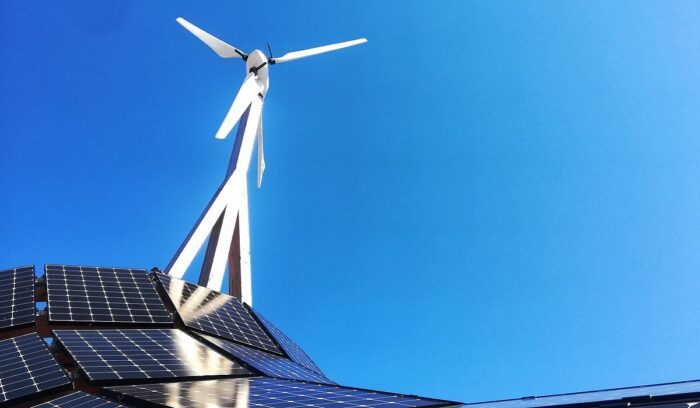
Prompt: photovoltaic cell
<box><xmin>46</xmin><ymin>265</ymin><xmax>172</xmax><ymax>324</ymax></box>
<box><xmin>105</xmin><ymin>377</ymin><xmax>460</xmax><ymax>408</ymax></box>
<box><xmin>252</xmin><ymin>307</ymin><xmax>325</xmax><ymax>376</ymax></box>
<box><xmin>0</xmin><ymin>265</ymin><xmax>35</xmax><ymax>330</ymax></box>
<box><xmin>0</xmin><ymin>333</ymin><xmax>71</xmax><ymax>404</ymax></box>
<box><xmin>54</xmin><ymin>329</ymin><xmax>251</xmax><ymax>383</ymax></box>
<box><xmin>156</xmin><ymin>272</ymin><xmax>281</xmax><ymax>354</ymax></box>
<box><xmin>199</xmin><ymin>333</ymin><xmax>335</xmax><ymax>385</ymax></box>
<box><xmin>32</xmin><ymin>391</ymin><xmax>126</xmax><ymax>408</ymax></box>
<box><xmin>465</xmin><ymin>379</ymin><xmax>700</xmax><ymax>408</ymax></box>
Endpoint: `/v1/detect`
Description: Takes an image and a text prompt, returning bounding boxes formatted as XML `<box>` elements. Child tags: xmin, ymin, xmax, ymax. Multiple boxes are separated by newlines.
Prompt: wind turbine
<box><xmin>166</xmin><ymin>17</ymin><xmax>367</xmax><ymax>301</ymax></box>
<box><xmin>176</xmin><ymin>17</ymin><xmax>367</xmax><ymax>188</ymax></box>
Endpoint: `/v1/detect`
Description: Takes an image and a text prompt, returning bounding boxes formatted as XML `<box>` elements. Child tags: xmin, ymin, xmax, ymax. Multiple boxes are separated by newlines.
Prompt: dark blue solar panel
<box><xmin>54</xmin><ymin>329</ymin><xmax>251</xmax><ymax>383</ymax></box>
<box><xmin>105</xmin><ymin>377</ymin><xmax>459</xmax><ymax>407</ymax></box>
<box><xmin>46</xmin><ymin>265</ymin><xmax>172</xmax><ymax>324</ymax></box>
<box><xmin>32</xmin><ymin>391</ymin><xmax>126</xmax><ymax>407</ymax></box>
<box><xmin>0</xmin><ymin>265</ymin><xmax>35</xmax><ymax>329</ymax></box>
<box><xmin>465</xmin><ymin>379</ymin><xmax>700</xmax><ymax>408</ymax></box>
<box><xmin>252</xmin><ymin>307</ymin><xmax>325</xmax><ymax>376</ymax></box>
<box><xmin>199</xmin><ymin>333</ymin><xmax>335</xmax><ymax>385</ymax></box>
<box><xmin>0</xmin><ymin>333</ymin><xmax>71</xmax><ymax>404</ymax></box>
<box><xmin>156</xmin><ymin>272</ymin><xmax>281</xmax><ymax>354</ymax></box>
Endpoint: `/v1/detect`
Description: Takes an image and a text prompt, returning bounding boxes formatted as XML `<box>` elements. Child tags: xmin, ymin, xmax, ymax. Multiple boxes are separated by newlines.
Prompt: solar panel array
<box><xmin>252</xmin><ymin>307</ymin><xmax>325</xmax><ymax>376</ymax></box>
<box><xmin>156</xmin><ymin>272</ymin><xmax>281</xmax><ymax>354</ymax></box>
<box><xmin>54</xmin><ymin>329</ymin><xmax>251</xmax><ymax>382</ymax></box>
<box><xmin>32</xmin><ymin>391</ymin><xmax>126</xmax><ymax>408</ymax></box>
<box><xmin>0</xmin><ymin>265</ymin><xmax>462</xmax><ymax>406</ymax></box>
<box><xmin>465</xmin><ymin>379</ymin><xmax>700</xmax><ymax>408</ymax></box>
<box><xmin>46</xmin><ymin>265</ymin><xmax>172</xmax><ymax>324</ymax></box>
<box><xmin>0</xmin><ymin>333</ymin><xmax>70</xmax><ymax>404</ymax></box>
<box><xmin>199</xmin><ymin>333</ymin><xmax>335</xmax><ymax>385</ymax></box>
<box><xmin>105</xmin><ymin>377</ymin><xmax>455</xmax><ymax>408</ymax></box>
<box><xmin>0</xmin><ymin>265</ymin><xmax>35</xmax><ymax>330</ymax></box>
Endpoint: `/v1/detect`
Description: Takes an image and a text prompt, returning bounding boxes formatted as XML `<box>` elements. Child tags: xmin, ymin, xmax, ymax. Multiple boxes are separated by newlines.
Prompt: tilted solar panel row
<box><xmin>0</xmin><ymin>333</ymin><xmax>71</xmax><ymax>404</ymax></box>
<box><xmin>0</xmin><ymin>264</ymin><xmax>462</xmax><ymax>407</ymax></box>
<box><xmin>31</xmin><ymin>391</ymin><xmax>126</xmax><ymax>408</ymax></box>
<box><xmin>465</xmin><ymin>379</ymin><xmax>700</xmax><ymax>408</ymax></box>
<box><xmin>155</xmin><ymin>271</ymin><xmax>281</xmax><ymax>354</ymax></box>
<box><xmin>197</xmin><ymin>332</ymin><xmax>335</xmax><ymax>385</ymax></box>
<box><xmin>0</xmin><ymin>265</ymin><xmax>36</xmax><ymax>330</ymax></box>
<box><xmin>252</xmin><ymin>307</ymin><xmax>326</xmax><ymax>376</ymax></box>
<box><xmin>2</xmin><ymin>263</ymin><xmax>323</xmax><ymax>382</ymax></box>
<box><xmin>46</xmin><ymin>265</ymin><xmax>172</xmax><ymax>324</ymax></box>
<box><xmin>105</xmin><ymin>377</ymin><xmax>459</xmax><ymax>408</ymax></box>
<box><xmin>155</xmin><ymin>270</ymin><xmax>332</xmax><ymax>383</ymax></box>
<box><xmin>53</xmin><ymin>328</ymin><xmax>251</xmax><ymax>384</ymax></box>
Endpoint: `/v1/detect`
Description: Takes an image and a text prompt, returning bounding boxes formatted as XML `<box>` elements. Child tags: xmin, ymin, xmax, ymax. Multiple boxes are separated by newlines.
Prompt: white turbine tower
<box><xmin>166</xmin><ymin>17</ymin><xmax>367</xmax><ymax>304</ymax></box>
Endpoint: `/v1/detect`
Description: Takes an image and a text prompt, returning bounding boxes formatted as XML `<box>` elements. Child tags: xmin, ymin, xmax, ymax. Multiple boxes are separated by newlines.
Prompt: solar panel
<box><xmin>32</xmin><ymin>391</ymin><xmax>126</xmax><ymax>408</ymax></box>
<box><xmin>46</xmin><ymin>264</ymin><xmax>172</xmax><ymax>324</ymax></box>
<box><xmin>105</xmin><ymin>377</ymin><xmax>460</xmax><ymax>408</ymax></box>
<box><xmin>198</xmin><ymin>332</ymin><xmax>335</xmax><ymax>385</ymax></box>
<box><xmin>0</xmin><ymin>333</ymin><xmax>71</xmax><ymax>404</ymax></box>
<box><xmin>155</xmin><ymin>272</ymin><xmax>281</xmax><ymax>354</ymax></box>
<box><xmin>0</xmin><ymin>265</ymin><xmax>35</xmax><ymax>330</ymax></box>
<box><xmin>465</xmin><ymin>379</ymin><xmax>700</xmax><ymax>408</ymax></box>
<box><xmin>252</xmin><ymin>307</ymin><xmax>325</xmax><ymax>376</ymax></box>
<box><xmin>53</xmin><ymin>329</ymin><xmax>252</xmax><ymax>383</ymax></box>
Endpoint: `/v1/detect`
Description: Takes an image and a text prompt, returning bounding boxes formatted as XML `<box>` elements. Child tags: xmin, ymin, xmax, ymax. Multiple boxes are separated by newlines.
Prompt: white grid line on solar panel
<box><xmin>0</xmin><ymin>333</ymin><xmax>70</xmax><ymax>403</ymax></box>
<box><xmin>31</xmin><ymin>391</ymin><xmax>126</xmax><ymax>408</ymax></box>
<box><xmin>46</xmin><ymin>265</ymin><xmax>170</xmax><ymax>323</ymax></box>
<box><xmin>199</xmin><ymin>333</ymin><xmax>334</xmax><ymax>385</ymax></box>
<box><xmin>252</xmin><ymin>308</ymin><xmax>325</xmax><ymax>376</ymax></box>
<box><xmin>0</xmin><ymin>266</ymin><xmax>35</xmax><ymax>329</ymax></box>
<box><xmin>53</xmin><ymin>329</ymin><xmax>251</xmax><ymax>382</ymax></box>
<box><xmin>106</xmin><ymin>377</ymin><xmax>456</xmax><ymax>408</ymax></box>
<box><xmin>156</xmin><ymin>272</ymin><xmax>281</xmax><ymax>354</ymax></box>
<box><xmin>46</xmin><ymin>265</ymin><xmax>171</xmax><ymax>324</ymax></box>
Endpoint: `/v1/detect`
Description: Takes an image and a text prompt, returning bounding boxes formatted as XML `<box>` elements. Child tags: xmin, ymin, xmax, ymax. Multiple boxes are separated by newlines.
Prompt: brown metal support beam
<box><xmin>228</xmin><ymin>214</ymin><xmax>243</xmax><ymax>300</ymax></box>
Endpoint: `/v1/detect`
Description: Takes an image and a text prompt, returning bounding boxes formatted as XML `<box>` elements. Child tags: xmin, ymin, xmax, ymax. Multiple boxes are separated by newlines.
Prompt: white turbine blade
<box><xmin>216</xmin><ymin>74</ymin><xmax>261</xmax><ymax>140</ymax></box>
<box><xmin>176</xmin><ymin>17</ymin><xmax>246</xmax><ymax>59</ymax></box>
<box><xmin>271</xmin><ymin>38</ymin><xmax>367</xmax><ymax>64</ymax></box>
<box><xmin>256</xmin><ymin>109</ymin><xmax>265</xmax><ymax>188</ymax></box>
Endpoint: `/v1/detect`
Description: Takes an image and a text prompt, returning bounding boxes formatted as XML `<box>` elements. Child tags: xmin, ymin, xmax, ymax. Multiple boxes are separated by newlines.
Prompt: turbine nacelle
<box><xmin>245</xmin><ymin>50</ymin><xmax>269</xmax><ymax>96</ymax></box>
<box><xmin>175</xmin><ymin>17</ymin><xmax>367</xmax><ymax>188</ymax></box>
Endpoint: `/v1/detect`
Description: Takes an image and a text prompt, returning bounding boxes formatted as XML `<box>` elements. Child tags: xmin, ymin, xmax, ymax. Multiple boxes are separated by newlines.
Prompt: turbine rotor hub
<box><xmin>245</xmin><ymin>49</ymin><xmax>269</xmax><ymax>95</ymax></box>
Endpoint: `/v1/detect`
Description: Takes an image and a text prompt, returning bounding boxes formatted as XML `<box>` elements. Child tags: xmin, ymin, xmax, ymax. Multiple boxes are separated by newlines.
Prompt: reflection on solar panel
<box><xmin>54</xmin><ymin>329</ymin><xmax>251</xmax><ymax>383</ymax></box>
<box><xmin>635</xmin><ymin>404</ymin><xmax>700</xmax><ymax>408</ymax></box>
<box><xmin>252</xmin><ymin>307</ymin><xmax>325</xmax><ymax>376</ymax></box>
<box><xmin>156</xmin><ymin>272</ymin><xmax>281</xmax><ymax>354</ymax></box>
<box><xmin>0</xmin><ymin>265</ymin><xmax>35</xmax><ymax>330</ymax></box>
<box><xmin>465</xmin><ymin>379</ymin><xmax>700</xmax><ymax>408</ymax></box>
<box><xmin>0</xmin><ymin>333</ymin><xmax>70</xmax><ymax>404</ymax></box>
<box><xmin>105</xmin><ymin>377</ymin><xmax>457</xmax><ymax>408</ymax></box>
<box><xmin>32</xmin><ymin>391</ymin><xmax>126</xmax><ymax>408</ymax></box>
<box><xmin>199</xmin><ymin>333</ymin><xmax>335</xmax><ymax>385</ymax></box>
<box><xmin>46</xmin><ymin>265</ymin><xmax>172</xmax><ymax>324</ymax></box>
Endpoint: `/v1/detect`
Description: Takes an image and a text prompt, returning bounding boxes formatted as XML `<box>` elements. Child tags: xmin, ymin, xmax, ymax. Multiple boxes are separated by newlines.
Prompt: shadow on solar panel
<box><xmin>45</xmin><ymin>265</ymin><xmax>172</xmax><ymax>325</ymax></box>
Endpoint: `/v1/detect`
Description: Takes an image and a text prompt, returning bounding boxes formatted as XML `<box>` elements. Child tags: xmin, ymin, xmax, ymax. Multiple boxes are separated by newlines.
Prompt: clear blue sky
<box><xmin>2</xmin><ymin>1</ymin><xmax>700</xmax><ymax>404</ymax></box>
